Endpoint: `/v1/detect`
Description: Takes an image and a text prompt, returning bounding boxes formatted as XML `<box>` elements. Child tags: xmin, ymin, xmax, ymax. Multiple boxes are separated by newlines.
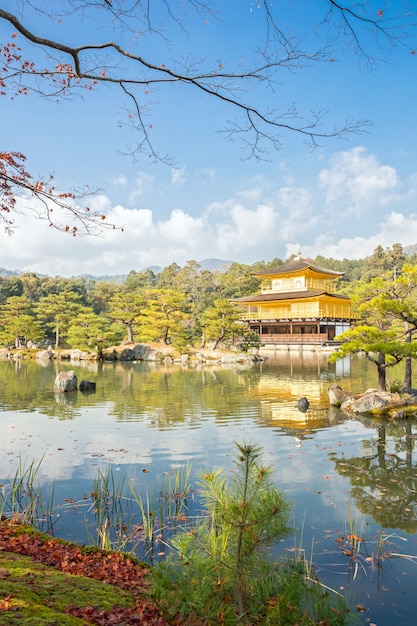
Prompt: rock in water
<box><xmin>328</xmin><ymin>384</ymin><xmax>352</xmax><ymax>407</ymax></box>
<box><xmin>79</xmin><ymin>380</ymin><xmax>96</xmax><ymax>392</ymax></box>
<box><xmin>297</xmin><ymin>397</ymin><xmax>309</xmax><ymax>413</ymax></box>
<box><xmin>54</xmin><ymin>371</ymin><xmax>78</xmax><ymax>393</ymax></box>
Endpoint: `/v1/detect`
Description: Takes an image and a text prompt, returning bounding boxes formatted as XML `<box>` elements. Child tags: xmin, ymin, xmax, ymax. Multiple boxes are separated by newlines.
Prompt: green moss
<box><xmin>368</xmin><ymin>403</ymin><xmax>417</xmax><ymax>418</ymax></box>
<box><xmin>0</xmin><ymin>551</ymin><xmax>134</xmax><ymax>625</ymax></box>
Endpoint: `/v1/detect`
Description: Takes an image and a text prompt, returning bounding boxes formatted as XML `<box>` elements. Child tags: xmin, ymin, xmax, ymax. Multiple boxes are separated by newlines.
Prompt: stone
<box><xmin>54</xmin><ymin>371</ymin><xmax>78</xmax><ymax>393</ymax></box>
<box><xmin>297</xmin><ymin>397</ymin><xmax>309</xmax><ymax>412</ymax></box>
<box><xmin>36</xmin><ymin>350</ymin><xmax>54</xmax><ymax>362</ymax></box>
<box><xmin>79</xmin><ymin>380</ymin><xmax>96</xmax><ymax>392</ymax></box>
<box><xmin>70</xmin><ymin>349</ymin><xmax>89</xmax><ymax>361</ymax></box>
<box><xmin>328</xmin><ymin>384</ymin><xmax>353</xmax><ymax>407</ymax></box>
<box><xmin>341</xmin><ymin>390</ymin><xmax>392</xmax><ymax>414</ymax></box>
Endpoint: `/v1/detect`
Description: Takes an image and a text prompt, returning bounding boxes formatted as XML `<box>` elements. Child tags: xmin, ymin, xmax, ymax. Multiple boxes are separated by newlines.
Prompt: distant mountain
<box><xmin>404</xmin><ymin>244</ymin><xmax>417</xmax><ymax>256</ymax></box>
<box><xmin>140</xmin><ymin>265</ymin><xmax>163</xmax><ymax>274</ymax></box>
<box><xmin>0</xmin><ymin>267</ymin><xmax>22</xmax><ymax>277</ymax></box>
<box><xmin>199</xmin><ymin>258</ymin><xmax>234</xmax><ymax>272</ymax></box>
<box><xmin>78</xmin><ymin>273</ymin><xmax>127</xmax><ymax>284</ymax></box>
<box><xmin>140</xmin><ymin>259</ymin><xmax>234</xmax><ymax>274</ymax></box>
<box><xmin>0</xmin><ymin>258</ymin><xmax>234</xmax><ymax>281</ymax></box>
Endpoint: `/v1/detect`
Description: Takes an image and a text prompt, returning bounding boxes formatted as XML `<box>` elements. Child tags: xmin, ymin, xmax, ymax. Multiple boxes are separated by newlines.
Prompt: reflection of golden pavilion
<box><xmin>253</xmin><ymin>352</ymin><xmax>344</xmax><ymax>432</ymax></box>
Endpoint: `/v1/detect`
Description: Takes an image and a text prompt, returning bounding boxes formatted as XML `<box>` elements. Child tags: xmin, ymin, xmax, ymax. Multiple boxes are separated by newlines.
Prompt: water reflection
<box><xmin>252</xmin><ymin>352</ymin><xmax>346</xmax><ymax>433</ymax></box>
<box><xmin>1</xmin><ymin>353</ymin><xmax>417</xmax><ymax>625</ymax></box>
<box><xmin>329</xmin><ymin>417</ymin><xmax>417</xmax><ymax>532</ymax></box>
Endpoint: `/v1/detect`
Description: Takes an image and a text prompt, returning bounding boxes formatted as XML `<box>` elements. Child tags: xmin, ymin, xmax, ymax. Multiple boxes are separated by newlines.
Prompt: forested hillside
<box><xmin>0</xmin><ymin>244</ymin><xmax>416</xmax><ymax>353</ymax></box>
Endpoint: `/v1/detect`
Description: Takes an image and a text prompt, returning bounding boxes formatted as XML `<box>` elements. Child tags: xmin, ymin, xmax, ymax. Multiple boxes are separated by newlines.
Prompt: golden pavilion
<box><xmin>232</xmin><ymin>255</ymin><xmax>354</xmax><ymax>345</ymax></box>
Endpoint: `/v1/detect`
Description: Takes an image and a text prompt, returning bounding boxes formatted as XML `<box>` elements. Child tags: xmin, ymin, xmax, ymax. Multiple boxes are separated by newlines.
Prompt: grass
<box><xmin>83</xmin><ymin>464</ymin><xmax>193</xmax><ymax>561</ymax></box>
<box><xmin>0</xmin><ymin>455</ymin><xmax>55</xmax><ymax>532</ymax></box>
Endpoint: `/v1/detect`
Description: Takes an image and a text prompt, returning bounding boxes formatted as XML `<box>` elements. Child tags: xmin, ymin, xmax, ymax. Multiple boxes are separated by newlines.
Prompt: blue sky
<box><xmin>1</xmin><ymin>0</ymin><xmax>417</xmax><ymax>277</ymax></box>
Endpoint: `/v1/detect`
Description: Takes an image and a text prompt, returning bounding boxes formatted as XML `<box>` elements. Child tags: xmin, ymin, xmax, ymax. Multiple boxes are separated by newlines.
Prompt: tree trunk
<box><xmin>213</xmin><ymin>331</ymin><xmax>225</xmax><ymax>350</ymax></box>
<box><xmin>126</xmin><ymin>323</ymin><xmax>134</xmax><ymax>343</ymax></box>
<box><xmin>403</xmin><ymin>326</ymin><xmax>412</xmax><ymax>393</ymax></box>
<box><xmin>377</xmin><ymin>352</ymin><xmax>387</xmax><ymax>391</ymax></box>
<box><xmin>163</xmin><ymin>326</ymin><xmax>170</xmax><ymax>344</ymax></box>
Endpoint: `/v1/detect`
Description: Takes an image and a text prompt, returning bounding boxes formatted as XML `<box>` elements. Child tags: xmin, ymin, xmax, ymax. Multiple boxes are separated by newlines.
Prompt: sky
<box><xmin>1</xmin><ymin>0</ymin><xmax>417</xmax><ymax>277</ymax></box>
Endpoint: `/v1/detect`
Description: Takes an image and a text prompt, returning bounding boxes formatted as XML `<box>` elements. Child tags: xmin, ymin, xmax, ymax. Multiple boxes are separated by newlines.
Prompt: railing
<box><xmin>259</xmin><ymin>333</ymin><xmax>330</xmax><ymax>343</ymax></box>
<box><xmin>242</xmin><ymin>310</ymin><xmax>324</xmax><ymax>320</ymax></box>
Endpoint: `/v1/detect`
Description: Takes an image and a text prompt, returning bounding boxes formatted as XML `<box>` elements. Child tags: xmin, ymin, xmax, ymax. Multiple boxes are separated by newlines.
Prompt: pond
<box><xmin>1</xmin><ymin>351</ymin><xmax>417</xmax><ymax>625</ymax></box>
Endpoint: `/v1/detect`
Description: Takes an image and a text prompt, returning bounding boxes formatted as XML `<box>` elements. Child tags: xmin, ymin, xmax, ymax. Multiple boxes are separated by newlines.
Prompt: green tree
<box><xmin>123</xmin><ymin>269</ymin><xmax>156</xmax><ymax>292</ymax></box>
<box><xmin>360</xmin><ymin>244</ymin><xmax>406</xmax><ymax>283</ymax></box>
<box><xmin>107</xmin><ymin>290</ymin><xmax>146</xmax><ymax>343</ymax></box>
<box><xmin>38</xmin><ymin>276</ymin><xmax>89</xmax><ymax>302</ymax></box>
<box><xmin>352</xmin><ymin>264</ymin><xmax>417</xmax><ymax>392</ymax></box>
<box><xmin>86</xmin><ymin>280</ymin><xmax>121</xmax><ymax>315</ymax></box>
<box><xmin>0</xmin><ymin>276</ymin><xmax>23</xmax><ymax>305</ymax></box>
<box><xmin>330</xmin><ymin>325</ymin><xmax>417</xmax><ymax>391</ymax></box>
<box><xmin>19</xmin><ymin>272</ymin><xmax>45</xmax><ymax>302</ymax></box>
<box><xmin>0</xmin><ymin>295</ymin><xmax>43</xmax><ymax>348</ymax></box>
<box><xmin>174</xmin><ymin>261</ymin><xmax>221</xmax><ymax>344</ymax></box>
<box><xmin>218</xmin><ymin>263</ymin><xmax>261</xmax><ymax>299</ymax></box>
<box><xmin>153</xmin><ymin>443</ymin><xmax>348</xmax><ymax>625</ymax></box>
<box><xmin>155</xmin><ymin>264</ymin><xmax>181</xmax><ymax>289</ymax></box>
<box><xmin>200</xmin><ymin>299</ymin><xmax>242</xmax><ymax>349</ymax></box>
<box><xmin>67</xmin><ymin>309</ymin><xmax>121</xmax><ymax>357</ymax></box>
<box><xmin>139</xmin><ymin>289</ymin><xmax>190</xmax><ymax>345</ymax></box>
<box><xmin>35</xmin><ymin>292</ymin><xmax>83</xmax><ymax>348</ymax></box>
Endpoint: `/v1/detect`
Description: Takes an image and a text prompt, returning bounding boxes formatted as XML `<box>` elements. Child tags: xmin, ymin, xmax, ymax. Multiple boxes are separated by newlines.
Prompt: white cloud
<box><xmin>83</xmin><ymin>194</ymin><xmax>112</xmax><ymax>213</ymax></box>
<box><xmin>319</xmin><ymin>146</ymin><xmax>399</xmax><ymax>216</ymax></box>
<box><xmin>111</xmin><ymin>174</ymin><xmax>128</xmax><ymax>187</ymax></box>
<box><xmin>274</xmin><ymin>187</ymin><xmax>317</xmax><ymax>239</ymax></box>
<box><xmin>197</xmin><ymin>168</ymin><xmax>216</xmax><ymax>182</ymax></box>
<box><xmin>215</xmin><ymin>202</ymin><xmax>278</xmax><ymax>252</ymax></box>
<box><xmin>3</xmin><ymin>144</ymin><xmax>417</xmax><ymax>277</ymax></box>
<box><xmin>158</xmin><ymin>208</ymin><xmax>204</xmax><ymax>244</ymax></box>
<box><xmin>0</xmin><ymin>198</ymin><xmax>208</xmax><ymax>275</ymax></box>
<box><xmin>287</xmin><ymin>211</ymin><xmax>417</xmax><ymax>261</ymax></box>
<box><xmin>128</xmin><ymin>171</ymin><xmax>155</xmax><ymax>203</ymax></box>
<box><xmin>171</xmin><ymin>167</ymin><xmax>186</xmax><ymax>186</ymax></box>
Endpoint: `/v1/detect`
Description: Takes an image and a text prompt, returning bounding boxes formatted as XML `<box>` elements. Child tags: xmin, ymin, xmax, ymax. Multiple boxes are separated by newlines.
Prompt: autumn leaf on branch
<box><xmin>0</xmin><ymin>151</ymin><xmax>120</xmax><ymax>236</ymax></box>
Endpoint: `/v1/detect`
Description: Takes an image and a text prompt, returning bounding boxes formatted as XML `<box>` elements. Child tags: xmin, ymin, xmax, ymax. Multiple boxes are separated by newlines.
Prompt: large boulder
<box><xmin>328</xmin><ymin>384</ymin><xmax>353</xmax><ymax>407</ymax></box>
<box><xmin>54</xmin><ymin>371</ymin><xmax>78</xmax><ymax>393</ymax></box>
<box><xmin>70</xmin><ymin>349</ymin><xmax>90</xmax><ymax>361</ymax></box>
<box><xmin>341</xmin><ymin>390</ymin><xmax>400</xmax><ymax>414</ymax></box>
<box><xmin>36</xmin><ymin>349</ymin><xmax>54</xmax><ymax>363</ymax></box>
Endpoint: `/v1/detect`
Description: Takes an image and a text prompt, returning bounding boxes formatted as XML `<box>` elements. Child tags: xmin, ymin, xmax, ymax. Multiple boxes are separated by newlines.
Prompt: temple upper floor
<box><xmin>261</xmin><ymin>275</ymin><xmax>336</xmax><ymax>294</ymax></box>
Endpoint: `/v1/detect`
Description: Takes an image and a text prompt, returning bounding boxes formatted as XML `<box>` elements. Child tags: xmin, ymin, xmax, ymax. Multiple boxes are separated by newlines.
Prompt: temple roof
<box><xmin>254</xmin><ymin>258</ymin><xmax>344</xmax><ymax>278</ymax></box>
<box><xmin>232</xmin><ymin>290</ymin><xmax>350</xmax><ymax>303</ymax></box>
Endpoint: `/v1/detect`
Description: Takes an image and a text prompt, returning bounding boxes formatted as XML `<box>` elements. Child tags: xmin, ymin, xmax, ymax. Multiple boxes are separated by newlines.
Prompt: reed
<box><xmin>81</xmin><ymin>464</ymin><xmax>193</xmax><ymax>560</ymax></box>
<box><xmin>0</xmin><ymin>455</ymin><xmax>55</xmax><ymax>532</ymax></box>
<box><xmin>128</xmin><ymin>463</ymin><xmax>193</xmax><ymax>562</ymax></box>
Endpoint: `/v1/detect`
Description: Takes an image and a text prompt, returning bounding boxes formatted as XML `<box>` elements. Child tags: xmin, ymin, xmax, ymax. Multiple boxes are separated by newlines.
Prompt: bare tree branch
<box><xmin>0</xmin><ymin>2</ymin><xmax>383</xmax><ymax>164</ymax></box>
<box><xmin>0</xmin><ymin>1</ymin><xmax>416</xmax><ymax>229</ymax></box>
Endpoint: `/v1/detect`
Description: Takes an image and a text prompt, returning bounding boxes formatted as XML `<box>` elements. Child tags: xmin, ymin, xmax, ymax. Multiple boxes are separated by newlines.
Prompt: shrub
<box><xmin>152</xmin><ymin>442</ymin><xmax>351</xmax><ymax>625</ymax></box>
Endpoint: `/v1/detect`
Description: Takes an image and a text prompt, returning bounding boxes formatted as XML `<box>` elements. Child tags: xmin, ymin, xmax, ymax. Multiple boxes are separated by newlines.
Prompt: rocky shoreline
<box><xmin>329</xmin><ymin>384</ymin><xmax>417</xmax><ymax>419</ymax></box>
<box><xmin>0</xmin><ymin>342</ymin><xmax>262</xmax><ymax>367</ymax></box>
